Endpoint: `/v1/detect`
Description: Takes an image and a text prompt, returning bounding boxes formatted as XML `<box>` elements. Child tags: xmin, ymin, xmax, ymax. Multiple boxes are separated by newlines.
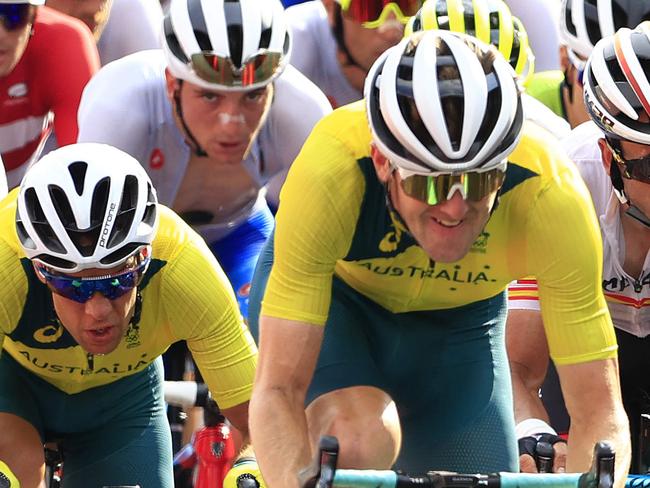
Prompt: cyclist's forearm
<box><xmin>566</xmin><ymin>408</ymin><xmax>630</xmax><ymax>488</ymax></box>
<box><xmin>511</xmin><ymin>365</ymin><xmax>551</xmax><ymax>424</ymax></box>
<box><xmin>250</xmin><ymin>386</ymin><xmax>312</xmax><ymax>488</ymax></box>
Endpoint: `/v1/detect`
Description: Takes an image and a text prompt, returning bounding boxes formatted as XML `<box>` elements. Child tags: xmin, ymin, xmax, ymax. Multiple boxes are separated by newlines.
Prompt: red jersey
<box><xmin>0</xmin><ymin>7</ymin><xmax>99</xmax><ymax>187</ymax></box>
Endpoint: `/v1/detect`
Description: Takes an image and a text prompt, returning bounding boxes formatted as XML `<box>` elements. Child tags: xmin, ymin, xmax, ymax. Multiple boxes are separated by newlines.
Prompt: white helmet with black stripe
<box><xmin>162</xmin><ymin>0</ymin><xmax>291</xmax><ymax>91</ymax></box>
<box><xmin>365</xmin><ymin>30</ymin><xmax>524</xmax><ymax>175</ymax></box>
<box><xmin>16</xmin><ymin>143</ymin><xmax>159</xmax><ymax>273</ymax></box>
<box><xmin>583</xmin><ymin>21</ymin><xmax>650</xmax><ymax>144</ymax></box>
<box><xmin>560</xmin><ymin>0</ymin><xmax>650</xmax><ymax>60</ymax></box>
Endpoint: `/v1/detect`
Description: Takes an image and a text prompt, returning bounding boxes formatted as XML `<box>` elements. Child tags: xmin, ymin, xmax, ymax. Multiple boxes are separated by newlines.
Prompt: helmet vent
<box><xmin>48</xmin><ymin>185</ymin><xmax>77</xmax><ymax>231</ymax></box>
<box><xmin>100</xmin><ymin>242</ymin><xmax>144</xmax><ymax>266</ymax></box>
<box><xmin>224</xmin><ymin>2</ymin><xmax>244</xmax><ymax>67</ymax></box>
<box><xmin>188</xmin><ymin>0</ymin><xmax>211</xmax><ymax>51</ymax></box>
<box><xmin>24</xmin><ymin>187</ymin><xmax>66</xmax><ymax>254</ymax></box>
<box><xmin>142</xmin><ymin>183</ymin><xmax>158</xmax><ymax>228</ymax></box>
<box><xmin>164</xmin><ymin>16</ymin><xmax>189</xmax><ymax>64</ymax></box>
<box><xmin>67</xmin><ymin>161</ymin><xmax>88</xmax><ymax>196</ymax></box>
<box><xmin>106</xmin><ymin>175</ymin><xmax>138</xmax><ymax>248</ymax></box>
<box><xmin>584</xmin><ymin>0</ymin><xmax>601</xmax><ymax>46</ymax></box>
<box><xmin>564</xmin><ymin>2</ymin><xmax>578</xmax><ymax>37</ymax></box>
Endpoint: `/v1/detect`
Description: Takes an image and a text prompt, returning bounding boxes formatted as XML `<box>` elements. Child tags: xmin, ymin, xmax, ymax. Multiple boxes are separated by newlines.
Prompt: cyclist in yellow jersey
<box><xmin>247</xmin><ymin>30</ymin><xmax>629</xmax><ymax>488</ymax></box>
<box><xmin>0</xmin><ymin>143</ymin><xmax>257</xmax><ymax>488</ymax></box>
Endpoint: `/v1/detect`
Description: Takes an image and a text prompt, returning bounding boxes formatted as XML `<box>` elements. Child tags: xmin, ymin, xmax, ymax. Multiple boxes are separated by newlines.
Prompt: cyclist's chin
<box><xmin>77</xmin><ymin>324</ymin><xmax>124</xmax><ymax>355</ymax></box>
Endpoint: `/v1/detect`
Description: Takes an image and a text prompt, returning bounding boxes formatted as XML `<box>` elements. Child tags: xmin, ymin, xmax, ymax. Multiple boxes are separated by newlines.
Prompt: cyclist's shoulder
<box><xmin>86</xmin><ymin>50</ymin><xmax>166</xmax><ymax>92</ymax></box>
<box><xmin>267</xmin><ymin>64</ymin><xmax>332</xmax><ymax>124</ymax></box>
<box><xmin>309</xmin><ymin>100</ymin><xmax>371</xmax><ymax>155</ymax></box>
<box><xmin>285</xmin><ymin>0</ymin><xmax>328</xmax><ymax>31</ymax></box>
<box><xmin>507</xmin><ymin>121</ymin><xmax>573</xmax><ymax>179</ymax></box>
<box><xmin>32</xmin><ymin>6</ymin><xmax>95</xmax><ymax>48</ymax></box>
<box><xmin>285</xmin><ymin>100</ymin><xmax>371</xmax><ymax>186</ymax></box>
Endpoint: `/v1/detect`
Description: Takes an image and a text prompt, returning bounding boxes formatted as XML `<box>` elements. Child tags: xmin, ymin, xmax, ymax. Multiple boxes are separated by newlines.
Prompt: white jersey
<box><xmin>286</xmin><ymin>1</ymin><xmax>360</xmax><ymax>107</ymax></box>
<box><xmin>97</xmin><ymin>0</ymin><xmax>163</xmax><ymax>66</ymax></box>
<box><xmin>505</xmin><ymin>0</ymin><xmax>561</xmax><ymax>71</ymax></box>
<box><xmin>77</xmin><ymin>49</ymin><xmax>332</xmax><ymax>242</ymax></box>
<box><xmin>509</xmin><ymin>121</ymin><xmax>650</xmax><ymax>337</ymax></box>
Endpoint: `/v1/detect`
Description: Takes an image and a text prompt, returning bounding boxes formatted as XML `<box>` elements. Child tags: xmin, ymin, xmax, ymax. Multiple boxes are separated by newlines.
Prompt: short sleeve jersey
<box><xmin>0</xmin><ymin>7</ymin><xmax>99</xmax><ymax>189</ymax></box>
<box><xmin>261</xmin><ymin>101</ymin><xmax>617</xmax><ymax>366</ymax></box>
<box><xmin>509</xmin><ymin>121</ymin><xmax>650</xmax><ymax>338</ymax></box>
<box><xmin>0</xmin><ymin>190</ymin><xmax>257</xmax><ymax>408</ymax></box>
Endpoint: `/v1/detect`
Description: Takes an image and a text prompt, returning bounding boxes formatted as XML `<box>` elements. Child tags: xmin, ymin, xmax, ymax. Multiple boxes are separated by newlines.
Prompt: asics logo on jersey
<box><xmin>33</xmin><ymin>323</ymin><xmax>64</xmax><ymax>344</ymax></box>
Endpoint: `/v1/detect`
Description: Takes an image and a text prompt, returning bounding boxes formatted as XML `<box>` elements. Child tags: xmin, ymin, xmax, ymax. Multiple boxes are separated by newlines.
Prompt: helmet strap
<box><xmin>608</xmin><ymin>156</ymin><xmax>650</xmax><ymax>228</ymax></box>
<box><xmin>172</xmin><ymin>81</ymin><xmax>208</xmax><ymax>158</ymax></box>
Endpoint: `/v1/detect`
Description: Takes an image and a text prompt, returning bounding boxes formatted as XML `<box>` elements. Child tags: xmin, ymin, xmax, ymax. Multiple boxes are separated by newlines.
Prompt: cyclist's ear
<box><xmin>164</xmin><ymin>68</ymin><xmax>181</xmax><ymax>101</ymax></box>
<box><xmin>370</xmin><ymin>145</ymin><xmax>392</xmax><ymax>183</ymax></box>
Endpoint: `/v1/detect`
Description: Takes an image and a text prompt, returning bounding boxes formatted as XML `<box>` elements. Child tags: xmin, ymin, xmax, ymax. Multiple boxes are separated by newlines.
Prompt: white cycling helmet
<box><xmin>16</xmin><ymin>143</ymin><xmax>159</xmax><ymax>273</ymax></box>
<box><xmin>162</xmin><ymin>0</ymin><xmax>291</xmax><ymax>92</ymax></box>
<box><xmin>560</xmin><ymin>0</ymin><xmax>650</xmax><ymax>60</ymax></box>
<box><xmin>365</xmin><ymin>30</ymin><xmax>523</xmax><ymax>174</ymax></box>
<box><xmin>583</xmin><ymin>21</ymin><xmax>650</xmax><ymax>144</ymax></box>
<box><xmin>405</xmin><ymin>0</ymin><xmax>535</xmax><ymax>86</ymax></box>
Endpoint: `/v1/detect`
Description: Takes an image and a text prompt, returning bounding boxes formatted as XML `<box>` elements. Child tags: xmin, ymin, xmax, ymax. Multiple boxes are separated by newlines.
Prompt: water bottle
<box><xmin>193</xmin><ymin>398</ymin><xmax>235</xmax><ymax>488</ymax></box>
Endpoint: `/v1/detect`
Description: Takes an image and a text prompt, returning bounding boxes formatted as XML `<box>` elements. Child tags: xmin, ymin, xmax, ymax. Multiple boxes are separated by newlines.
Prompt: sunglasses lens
<box><xmin>0</xmin><ymin>4</ymin><xmax>30</xmax><ymax>31</ymax></box>
<box><xmin>38</xmin><ymin>260</ymin><xmax>148</xmax><ymax>303</ymax></box>
<box><xmin>191</xmin><ymin>52</ymin><xmax>282</xmax><ymax>88</ymax></box>
<box><xmin>400</xmin><ymin>169</ymin><xmax>505</xmax><ymax>204</ymax></box>
<box><xmin>345</xmin><ymin>0</ymin><xmax>420</xmax><ymax>25</ymax></box>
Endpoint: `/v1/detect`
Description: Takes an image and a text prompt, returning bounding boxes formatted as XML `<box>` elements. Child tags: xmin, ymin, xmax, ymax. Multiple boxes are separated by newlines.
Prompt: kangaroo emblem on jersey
<box><xmin>33</xmin><ymin>322</ymin><xmax>64</xmax><ymax>344</ymax></box>
<box><xmin>379</xmin><ymin>209</ymin><xmax>409</xmax><ymax>253</ymax></box>
<box><xmin>471</xmin><ymin>232</ymin><xmax>490</xmax><ymax>253</ymax></box>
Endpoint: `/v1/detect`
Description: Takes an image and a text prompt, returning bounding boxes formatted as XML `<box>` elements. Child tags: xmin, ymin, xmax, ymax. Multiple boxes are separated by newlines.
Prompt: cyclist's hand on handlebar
<box><xmin>518</xmin><ymin>434</ymin><xmax>567</xmax><ymax>473</ymax></box>
<box><xmin>223</xmin><ymin>458</ymin><xmax>266</xmax><ymax>488</ymax></box>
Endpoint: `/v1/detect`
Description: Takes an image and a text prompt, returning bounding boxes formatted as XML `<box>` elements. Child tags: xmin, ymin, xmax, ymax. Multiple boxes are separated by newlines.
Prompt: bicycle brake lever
<box><xmin>579</xmin><ymin>442</ymin><xmax>615</xmax><ymax>488</ymax></box>
<box><xmin>536</xmin><ymin>441</ymin><xmax>554</xmax><ymax>473</ymax></box>
<box><xmin>298</xmin><ymin>436</ymin><xmax>340</xmax><ymax>488</ymax></box>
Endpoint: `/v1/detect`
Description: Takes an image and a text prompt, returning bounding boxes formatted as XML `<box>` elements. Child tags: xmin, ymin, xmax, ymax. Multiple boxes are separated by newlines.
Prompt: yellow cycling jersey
<box><xmin>0</xmin><ymin>190</ymin><xmax>257</xmax><ymax>408</ymax></box>
<box><xmin>261</xmin><ymin>100</ymin><xmax>617</xmax><ymax>366</ymax></box>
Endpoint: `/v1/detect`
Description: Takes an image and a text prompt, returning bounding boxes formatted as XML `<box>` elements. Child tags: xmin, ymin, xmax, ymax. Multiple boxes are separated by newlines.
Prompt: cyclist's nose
<box><xmin>435</xmin><ymin>190</ymin><xmax>470</xmax><ymax>220</ymax></box>
<box><xmin>84</xmin><ymin>293</ymin><xmax>113</xmax><ymax>319</ymax></box>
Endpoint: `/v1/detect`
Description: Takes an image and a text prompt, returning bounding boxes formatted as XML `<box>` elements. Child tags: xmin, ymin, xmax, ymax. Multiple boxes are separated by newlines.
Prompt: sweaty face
<box><xmin>0</xmin><ymin>6</ymin><xmax>33</xmax><ymax>78</ymax></box>
<box><xmin>168</xmin><ymin>74</ymin><xmax>273</xmax><ymax>164</ymax></box>
<box><xmin>39</xmin><ymin>265</ymin><xmax>138</xmax><ymax>355</ymax></box>
<box><xmin>45</xmin><ymin>0</ymin><xmax>112</xmax><ymax>39</ymax></box>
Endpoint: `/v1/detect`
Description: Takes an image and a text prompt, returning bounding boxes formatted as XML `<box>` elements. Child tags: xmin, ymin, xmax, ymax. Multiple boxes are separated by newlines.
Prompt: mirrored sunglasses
<box><xmin>190</xmin><ymin>51</ymin><xmax>283</xmax><ymax>88</ymax></box>
<box><xmin>337</xmin><ymin>0</ymin><xmax>421</xmax><ymax>28</ymax></box>
<box><xmin>397</xmin><ymin>166</ymin><xmax>506</xmax><ymax>205</ymax></box>
<box><xmin>0</xmin><ymin>3</ymin><xmax>31</xmax><ymax>31</ymax></box>
<box><xmin>606</xmin><ymin>140</ymin><xmax>650</xmax><ymax>184</ymax></box>
<box><xmin>36</xmin><ymin>257</ymin><xmax>150</xmax><ymax>304</ymax></box>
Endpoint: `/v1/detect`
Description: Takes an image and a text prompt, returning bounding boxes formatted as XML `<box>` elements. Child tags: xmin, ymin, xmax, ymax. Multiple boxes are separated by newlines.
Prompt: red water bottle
<box><xmin>193</xmin><ymin>398</ymin><xmax>236</xmax><ymax>488</ymax></box>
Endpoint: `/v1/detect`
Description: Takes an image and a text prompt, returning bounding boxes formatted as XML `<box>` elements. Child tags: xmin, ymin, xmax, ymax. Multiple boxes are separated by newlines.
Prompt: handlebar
<box><xmin>300</xmin><ymin>436</ymin><xmax>616</xmax><ymax>488</ymax></box>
